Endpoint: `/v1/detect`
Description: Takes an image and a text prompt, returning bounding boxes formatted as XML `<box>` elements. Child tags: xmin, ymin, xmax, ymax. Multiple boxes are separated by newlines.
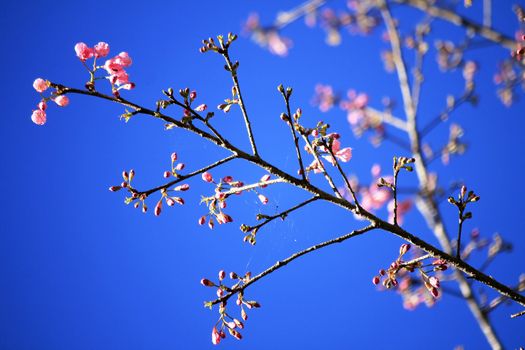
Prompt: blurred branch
<box><xmin>394</xmin><ymin>0</ymin><xmax>515</xmax><ymax>50</ymax></box>
<box><xmin>377</xmin><ymin>1</ymin><xmax>504</xmax><ymax>348</ymax></box>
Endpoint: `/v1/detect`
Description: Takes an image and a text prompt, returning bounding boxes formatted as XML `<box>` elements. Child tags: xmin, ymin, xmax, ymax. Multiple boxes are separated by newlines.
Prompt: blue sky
<box><xmin>1</xmin><ymin>0</ymin><xmax>524</xmax><ymax>349</ymax></box>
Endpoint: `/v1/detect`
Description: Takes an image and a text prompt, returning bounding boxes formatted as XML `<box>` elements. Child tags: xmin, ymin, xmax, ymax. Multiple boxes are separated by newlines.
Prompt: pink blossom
<box><xmin>33</xmin><ymin>78</ymin><xmax>48</xmax><ymax>93</ymax></box>
<box><xmin>202</xmin><ymin>172</ymin><xmax>213</xmax><ymax>183</ymax></box>
<box><xmin>258</xmin><ymin>194</ymin><xmax>268</xmax><ymax>205</ymax></box>
<box><xmin>94</xmin><ymin>42</ymin><xmax>110</xmax><ymax>57</ymax></box>
<box><xmin>212</xmin><ymin>326</ymin><xmax>221</xmax><ymax>345</ymax></box>
<box><xmin>104</xmin><ymin>59</ymin><xmax>124</xmax><ymax>75</ymax></box>
<box><xmin>428</xmin><ymin>276</ymin><xmax>440</xmax><ymax>289</ymax></box>
<box><xmin>109</xmin><ymin>71</ymin><xmax>130</xmax><ymax>86</ymax></box>
<box><xmin>309</xmin><ymin>159</ymin><xmax>324</xmax><ymax>174</ymax></box>
<box><xmin>312</xmin><ymin>84</ymin><xmax>336</xmax><ymax>112</ymax></box>
<box><xmin>31</xmin><ymin>109</ymin><xmax>46</xmax><ymax>125</ymax></box>
<box><xmin>74</xmin><ymin>42</ymin><xmax>94</xmax><ymax>61</ymax></box>
<box><xmin>119</xmin><ymin>83</ymin><xmax>135</xmax><ymax>90</ymax></box>
<box><xmin>322</xmin><ymin>139</ymin><xmax>353</xmax><ymax>164</ymax></box>
<box><xmin>173</xmin><ymin>197</ymin><xmax>185</xmax><ymax>205</ymax></box>
<box><xmin>371</xmin><ymin>164</ymin><xmax>381</xmax><ymax>178</ymax></box>
<box><xmin>195</xmin><ymin>104</ymin><xmax>207</xmax><ymax>111</ymax></box>
<box><xmin>216</xmin><ymin>213</ymin><xmax>233</xmax><ymax>224</ymax></box>
<box><xmin>154</xmin><ymin>200</ymin><xmax>162</xmax><ymax>216</ymax></box>
<box><xmin>346</xmin><ymin>110</ymin><xmax>364</xmax><ymax>126</ymax></box>
<box><xmin>115</xmin><ymin>52</ymin><xmax>132</xmax><ymax>67</ymax></box>
<box><xmin>54</xmin><ymin>95</ymin><xmax>69</xmax><ymax>107</ymax></box>
<box><xmin>174</xmin><ymin>184</ymin><xmax>190</xmax><ymax>191</ymax></box>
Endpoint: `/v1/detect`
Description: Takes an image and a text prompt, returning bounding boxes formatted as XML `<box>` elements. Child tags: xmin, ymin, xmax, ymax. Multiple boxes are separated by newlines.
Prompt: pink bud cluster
<box><xmin>164</xmin><ymin>152</ymin><xmax>186</xmax><ymax>178</ymax></box>
<box><xmin>201</xmin><ymin>270</ymin><xmax>261</xmax><ymax>345</ymax></box>
<box><xmin>31</xmin><ymin>78</ymin><xmax>70</xmax><ymax>125</ymax></box>
<box><xmin>372</xmin><ymin>244</ymin><xmax>447</xmax><ymax>305</ymax></box>
<box><xmin>199</xmin><ymin>174</ymin><xmax>245</xmax><ymax>229</ymax></box>
<box><xmin>108</xmin><ymin>151</ymin><xmax>192</xmax><ymax>216</ymax></box>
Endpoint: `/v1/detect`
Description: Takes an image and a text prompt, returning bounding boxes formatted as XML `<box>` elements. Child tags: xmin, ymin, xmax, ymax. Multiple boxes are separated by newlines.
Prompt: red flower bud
<box><xmin>200</xmin><ymin>278</ymin><xmax>214</xmax><ymax>287</ymax></box>
<box><xmin>399</xmin><ymin>243</ymin><xmax>411</xmax><ymax>255</ymax></box>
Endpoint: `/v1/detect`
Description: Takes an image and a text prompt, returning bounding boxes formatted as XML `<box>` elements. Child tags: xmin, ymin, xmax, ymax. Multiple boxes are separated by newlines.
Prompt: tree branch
<box><xmin>209</xmin><ymin>224</ymin><xmax>376</xmax><ymax>306</ymax></box>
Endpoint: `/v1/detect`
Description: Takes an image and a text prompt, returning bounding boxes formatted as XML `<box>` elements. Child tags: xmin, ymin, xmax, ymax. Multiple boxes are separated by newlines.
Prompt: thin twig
<box><xmin>222</xmin><ymin>50</ymin><xmax>259</xmax><ymax>157</ymax></box>
<box><xmin>138</xmin><ymin>155</ymin><xmax>237</xmax><ymax>196</ymax></box>
<box><xmin>301</xmin><ymin>134</ymin><xmax>344</xmax><ymax>200</ymax></box>
<box><xmin>281</xmin><ymin>89</ymin><xmax>307</xmax><ymax>180</ymax></box>
<box><xmin>377</xmin><ymin>2</ymin><xmax>505</xmax><ymax>348</ymax></box>
<box><xmin>246</xmin><ymin>196</ymin><xmax>319</xmax><ymax>233</ymax></box>
<box><xmin>395</xmin><ymin>0</ymin><xmax>515</xmax><ymax>50</ymax></box>
<box><xmin>209</xmin><ymin>224</ymin><xmax>376</xmax><ymax>305</ymax></box>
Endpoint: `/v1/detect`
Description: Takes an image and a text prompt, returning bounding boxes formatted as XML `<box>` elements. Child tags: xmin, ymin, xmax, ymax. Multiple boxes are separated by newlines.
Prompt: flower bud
<box><xmin>202</xmin><ymin>172</ymin><xmax>213</xmax><ymax>183</ymax></box>
<box><xmin>164</xmin><ymin>171</ymin><xmax>171</xmax><ymax>178</ymax></box>
<box><xmin>198</xmin><ymin>216</ymin><xmax>206</xmax><ymax>225</ymax></box>
<box><xmin>109</xmin><ymin>186</ymin><xmax>122</xmax><ymax>192</ymax></box>
<box><xmin>258</xmin><ymin>194</ymin><xmax>268</xmax><ymax>205</ymax></box>
<box><xmin>200</xmin><ymin>278</ymin><xmax>215</xmax><ymax>287</ymax></box>
<box><xmin>174</xmin><ymin>184</ymin><xmax>190</xmax><ymax>191</ymax></box>
<box><xmin>428</xmin><ymin>276</ymin><xmax>440</xmax><ymax>288</ymax></box>
<box><xmin>211</xmin><ymin>327</ymin><xmax>221</xmax><ymax>345</ymax></box>
<box><xmin>372</xmin><ymin>276</ymin><xmax>381</xmax><ymax>285</ymax></box>
<box><xmin>154</xmin><ymin>200</ymin><xmax>162</xmax><ymax>216</ymax></box>
<box><xmin>218</xmin><ymin>270</ymin><xmax>226</xmax><ymax>280</ymax></box>
<box><xmin>399</xmin><ymin>243</ymin><xmax>411</xmax><ymax>255</ymax></box>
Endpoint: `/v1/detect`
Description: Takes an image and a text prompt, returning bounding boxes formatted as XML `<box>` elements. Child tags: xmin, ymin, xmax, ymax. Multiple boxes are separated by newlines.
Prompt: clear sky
<box><xmin>1</xmin><ymin>0</ymin><xmax>524</xmax><ymax>349</ymax></box>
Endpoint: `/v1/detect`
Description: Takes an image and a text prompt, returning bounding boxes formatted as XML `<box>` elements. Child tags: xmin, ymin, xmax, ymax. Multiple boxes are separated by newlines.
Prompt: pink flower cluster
<box><xmin>372</xmin><ymin>244</ymin><xmax>447</xmax><ymax>309</ymax></box>
<box><xmin>243</xmin><ymin>13</ymin><xmax>292</xmax><ymax>57</ymax></box>
<box><xmin>31</xmin><ymin>78</ymin><xmax>70</xmax><ymax>125</ymax></box>
<box><xmin>311</xmin><ymin>84</ymin><xmax>337</xmax><ymax>112</ymax></box>
<box><xmin>74</xmin><ymin>41</ymin><xmax>135</xmax><ymax>93</ymax></box>
<box><xmin>359</xmin><ymin>164</ymin><xmax>392</xmax><ymax>211</ymax></box>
